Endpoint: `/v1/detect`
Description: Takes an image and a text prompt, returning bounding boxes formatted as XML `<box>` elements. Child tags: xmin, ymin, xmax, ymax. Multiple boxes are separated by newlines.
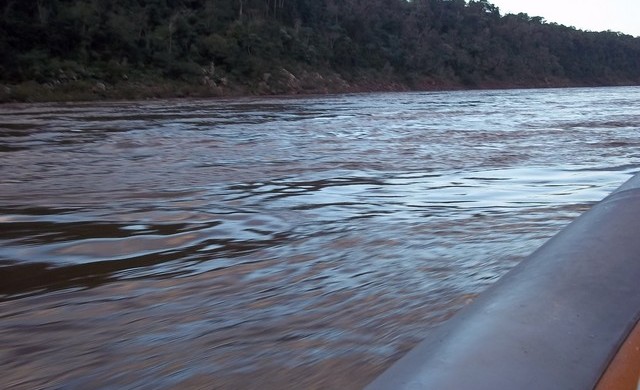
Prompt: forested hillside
<box><xmin>2</xmin><ymin>0</ymin><xmax>640</xmax><ymax>101</ymax></box>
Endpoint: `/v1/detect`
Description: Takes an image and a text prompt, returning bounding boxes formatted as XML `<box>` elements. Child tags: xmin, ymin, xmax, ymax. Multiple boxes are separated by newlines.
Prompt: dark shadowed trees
<box><xmin>1</xmin><ymin>0</ymin><xmax>639</xmax><ymax>92</ymax></box>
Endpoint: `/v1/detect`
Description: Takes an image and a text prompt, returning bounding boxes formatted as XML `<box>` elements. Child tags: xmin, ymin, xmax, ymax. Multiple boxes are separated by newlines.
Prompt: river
<box><xmin>1</xmin><ymin>87</ymin><xmax>638</xmax><ymax>389</ymax></box>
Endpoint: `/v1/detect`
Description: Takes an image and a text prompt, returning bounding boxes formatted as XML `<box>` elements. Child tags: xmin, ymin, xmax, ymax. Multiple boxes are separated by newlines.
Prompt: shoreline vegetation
<box><xmin>2</xmin><ymin>0</ymin><xmax>640</xmax><ymax>103</ymax></box>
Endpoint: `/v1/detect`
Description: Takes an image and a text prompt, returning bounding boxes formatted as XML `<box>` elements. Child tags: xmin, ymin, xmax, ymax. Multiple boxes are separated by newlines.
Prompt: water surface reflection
<box><xmin>1</xmin><ymin>87</ymin><xmax>639</xmax><ymax>388</ymax></box>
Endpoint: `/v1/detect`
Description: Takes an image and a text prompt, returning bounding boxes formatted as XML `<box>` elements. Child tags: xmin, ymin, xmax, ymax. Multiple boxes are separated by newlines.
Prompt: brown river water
<box><xmin>1</xmin><ymin>87</ymin><xmax>639</xmax><ymax>389</ymax></box>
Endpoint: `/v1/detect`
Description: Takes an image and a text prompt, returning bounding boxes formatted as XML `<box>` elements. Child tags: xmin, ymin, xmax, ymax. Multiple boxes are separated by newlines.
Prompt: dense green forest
<box><xmin>2</xmin><ymin>0</ymin><xmax>640</xmax><ymax>101</ymax></box>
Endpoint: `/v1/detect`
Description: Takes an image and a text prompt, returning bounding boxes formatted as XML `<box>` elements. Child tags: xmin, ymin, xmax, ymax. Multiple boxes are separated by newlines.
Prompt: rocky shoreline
<box><xmin>0</xmin><ymin>67</ymin><xmax>635</xmax><ymax>104</ymax></box>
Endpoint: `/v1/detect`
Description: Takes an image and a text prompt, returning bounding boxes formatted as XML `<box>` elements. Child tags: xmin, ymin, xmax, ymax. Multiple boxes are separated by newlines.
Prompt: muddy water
<box><xmin>1</xmin><ymin>87</ymin><xmax>639</xmax><ymax>388</ymax></box>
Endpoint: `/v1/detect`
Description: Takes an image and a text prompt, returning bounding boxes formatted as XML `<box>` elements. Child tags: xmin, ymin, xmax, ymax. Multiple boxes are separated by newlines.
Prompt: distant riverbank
<box><xmin>1</xmin><ymin>70</ymin><xmax>634</xmax><ymax>104</ymax></box>
<box><xmin>4</xmin><ymin>0</ymin><xmax>640</xmax><ymax>105</ymax></box>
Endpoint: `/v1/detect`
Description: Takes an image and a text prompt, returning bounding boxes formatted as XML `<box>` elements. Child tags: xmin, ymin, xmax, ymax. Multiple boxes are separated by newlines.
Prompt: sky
<box><xmin>488</xmin><ymin>0</ymin><xmax>640</xmax><ymax>37</ymax></box>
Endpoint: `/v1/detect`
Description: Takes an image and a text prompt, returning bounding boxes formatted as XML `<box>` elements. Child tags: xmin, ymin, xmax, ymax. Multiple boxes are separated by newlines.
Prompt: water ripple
<box><xmin>0</xmin><ymin>87</ymin><xmax>639</xmax><ymax>388</ymax></box>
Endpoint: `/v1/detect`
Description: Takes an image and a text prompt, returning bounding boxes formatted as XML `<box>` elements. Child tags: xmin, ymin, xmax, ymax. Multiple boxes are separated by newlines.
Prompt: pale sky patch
<box><xmin>488</xmin><ymin>0</ymin><xmax>640</xmax><ymax>37</ymax></box>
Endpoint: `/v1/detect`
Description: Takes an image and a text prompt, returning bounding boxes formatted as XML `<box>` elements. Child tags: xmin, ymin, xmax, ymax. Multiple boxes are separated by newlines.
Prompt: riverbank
<box><xmin>1</xmin><ymin>67</ymin><xmax>632</xmax><ymax>104</ymax></box>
